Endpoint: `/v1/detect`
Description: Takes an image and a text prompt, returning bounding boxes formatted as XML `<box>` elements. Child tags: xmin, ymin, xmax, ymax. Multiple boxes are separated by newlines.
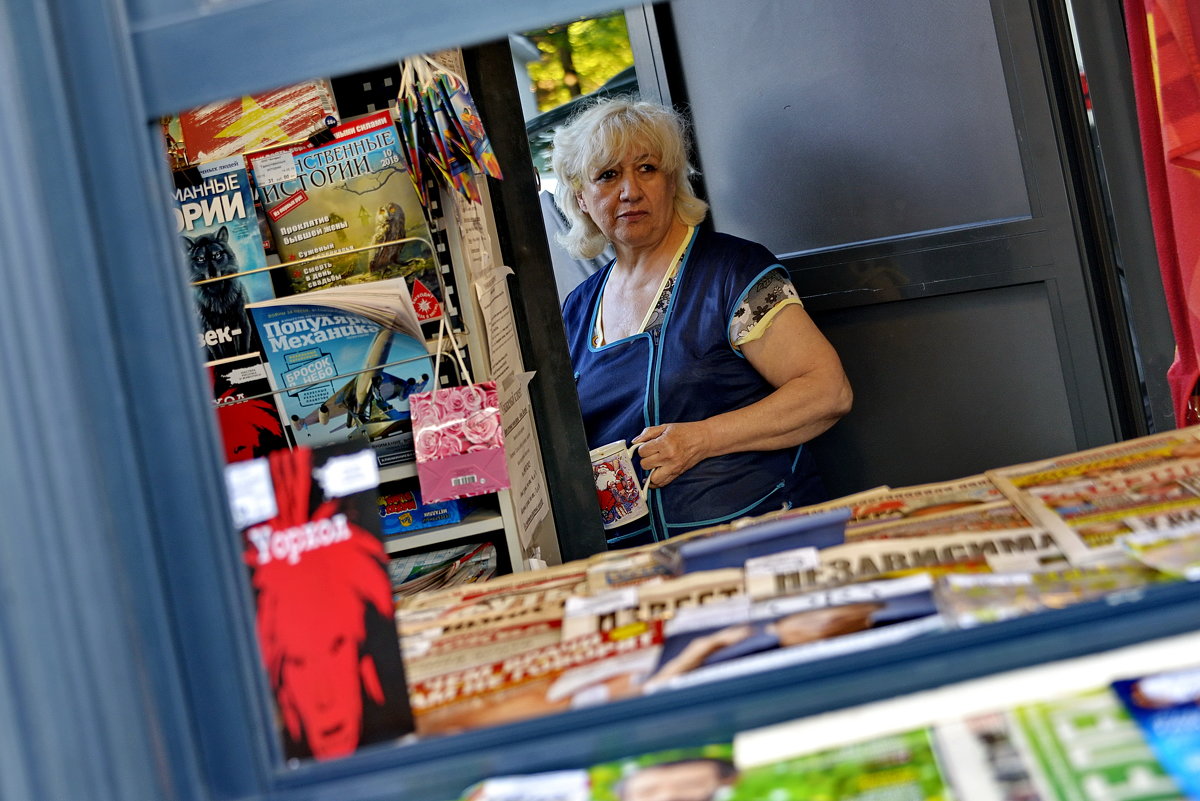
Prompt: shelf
<box><xmin>734</xmin><ymin>626</ymin><xmax>1200</xmax><ymax>767</ymax></box>
<box><xmin>286</xmin><ymin>580</ymin><xmax>1200</xmax><ymax>801</ymax></box>
<box><xmin>378</xmin><ymin>462</ymin><xmax>418</xmax><ymax>483</ymax></box>
<box><xmin>383</xmin><ymin>509</ymin><xmax>505</xmax><ymax>554</ymax></box>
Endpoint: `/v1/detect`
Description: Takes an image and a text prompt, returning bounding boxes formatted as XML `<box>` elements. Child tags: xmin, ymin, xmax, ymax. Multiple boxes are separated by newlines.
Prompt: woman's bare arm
<box><xmin>633</xmin><ymin>304</ymin><xmax>851</xmax><ymax>487</ymax></box>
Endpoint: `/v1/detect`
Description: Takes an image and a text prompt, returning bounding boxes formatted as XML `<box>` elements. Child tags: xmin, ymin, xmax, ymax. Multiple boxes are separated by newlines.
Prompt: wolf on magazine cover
<box><xmin>231</xmin><ymin>445</ymin><xmax>414</xmax><ymax>761</ymax></box>
<box><xmin>248</xmin><ymin>111</ymin><xmax>441</xmax><ymax>302</ymax></box>
<box><xmin>247</xmin><ymin>291</ymin><xmax>433</xmax><ymax>468</ymax></box>
<box><xmin>173</xmin><ymin>155</ymin><xmax>276</xmax><ymax>362</ymax></box>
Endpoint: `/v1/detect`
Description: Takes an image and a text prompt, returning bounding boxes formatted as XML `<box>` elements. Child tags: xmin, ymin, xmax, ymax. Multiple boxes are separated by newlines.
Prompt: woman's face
<box><xmin>577</xmin><ymin>145</ymin><xmax>678</xmax><ymax>254</ymax></box>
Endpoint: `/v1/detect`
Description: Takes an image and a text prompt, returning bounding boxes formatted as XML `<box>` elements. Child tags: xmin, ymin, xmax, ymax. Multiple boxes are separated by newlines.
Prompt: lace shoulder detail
<box><xmin>729</xmin><ymin>268</ymin><xmax>801</xmax><ymax>346</ymax></box>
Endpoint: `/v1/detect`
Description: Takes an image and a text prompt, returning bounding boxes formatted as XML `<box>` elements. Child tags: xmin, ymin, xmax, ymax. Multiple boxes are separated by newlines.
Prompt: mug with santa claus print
<box><xmin>588</xmin><ymin>440</ymin><xmax>651</xmax><ymax>530</ymax></box>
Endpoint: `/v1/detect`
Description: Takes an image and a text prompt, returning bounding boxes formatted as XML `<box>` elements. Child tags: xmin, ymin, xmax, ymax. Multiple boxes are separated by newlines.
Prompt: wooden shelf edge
<box><xmin>378</xmin><ymin>462</ymin><xmax>418</xmax><ymax>483</ymax></box>
<box><xmin>383</xmin><ymin>509</ymin><xmax>505</xmax><ymax>554</ymax></box>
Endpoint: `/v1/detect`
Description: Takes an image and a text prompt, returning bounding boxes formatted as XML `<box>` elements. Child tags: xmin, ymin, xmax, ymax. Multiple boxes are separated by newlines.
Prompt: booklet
<box><xmin>1112</xmin><ymin>666</ymin><xmax>1200</xmax><ymax>800</ymax></box>
<box><xmin>933</xmin><ymin>562</ymin><xmax>1170</xmax><ymax>628</ymax></box>
<box><xmin>1010</xmin><ymin>687</ymin><xmax>1185</xmax><ymax>800</ymax></box>
<box><xmin>731</xmin><ymin>728</ymin><xmax>951</xmax><ymax>801</ymax></box>
<box><xmin>642</xmin><ymin>575</ymin><xmax>942</xmax><ymax>694</ymax></box>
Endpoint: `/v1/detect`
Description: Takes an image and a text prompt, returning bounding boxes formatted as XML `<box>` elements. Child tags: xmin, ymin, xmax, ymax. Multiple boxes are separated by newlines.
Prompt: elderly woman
<box><xmin>554</xmin><ymin>98</ymin><xmax>852</xmax><ymax>548</ymax></box>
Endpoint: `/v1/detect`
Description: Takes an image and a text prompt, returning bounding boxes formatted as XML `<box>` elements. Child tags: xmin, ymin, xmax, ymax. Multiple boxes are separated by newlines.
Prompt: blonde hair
<box><xmin>551</xmin><ymin>98</ymin><xmax>709</xmax><ymax>260</ymax></box>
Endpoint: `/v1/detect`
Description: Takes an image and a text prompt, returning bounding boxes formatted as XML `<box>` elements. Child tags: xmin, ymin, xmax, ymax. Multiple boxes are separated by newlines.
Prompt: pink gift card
<box><xmin>408</xmin><ymin>381</ymin><xmax>511</xmax><ymax>502</ymax></box>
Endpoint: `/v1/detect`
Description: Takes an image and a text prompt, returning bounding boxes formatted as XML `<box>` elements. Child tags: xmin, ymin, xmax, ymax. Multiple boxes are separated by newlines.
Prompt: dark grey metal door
<box><xmin>658</xmin><ymin>0</ymin><xmax>1121</xmax><ymax>495</ymax></box>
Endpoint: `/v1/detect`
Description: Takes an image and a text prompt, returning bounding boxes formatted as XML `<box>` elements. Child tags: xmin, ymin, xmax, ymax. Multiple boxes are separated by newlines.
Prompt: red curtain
<box><xmin>1124</xmin><ymin>0</ymin><xmax>1200</xmax><ymax>425</ymax></box>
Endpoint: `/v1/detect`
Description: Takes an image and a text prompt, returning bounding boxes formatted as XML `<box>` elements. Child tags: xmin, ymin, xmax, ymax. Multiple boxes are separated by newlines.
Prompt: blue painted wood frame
<box><xmin>1</xmin><ymin>1</ymin><xmax>1197</xmax><ymax>801</ymax></box>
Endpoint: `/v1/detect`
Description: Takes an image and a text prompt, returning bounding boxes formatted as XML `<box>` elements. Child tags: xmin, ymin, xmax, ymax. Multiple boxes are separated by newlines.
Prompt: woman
<box><xmin>554</xmin><ymin>98</ymin><xmax>852</xmax><ymax>547</ymax></box>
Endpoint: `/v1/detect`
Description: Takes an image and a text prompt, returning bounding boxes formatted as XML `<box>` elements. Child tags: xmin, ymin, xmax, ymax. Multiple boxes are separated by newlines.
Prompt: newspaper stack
<box><xmin>392</xmin><ymin>426</ymin><xmax>1200</xmax><ymax>738</ymax></box>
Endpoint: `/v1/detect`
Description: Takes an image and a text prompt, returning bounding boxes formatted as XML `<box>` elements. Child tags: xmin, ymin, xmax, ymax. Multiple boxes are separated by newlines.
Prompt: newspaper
<box><xmin>988</xmin><ymin>426</ymin><xmax>1200</xmax><ymax>563</ymax></box>
<box><xmin>403</xmin><ymin>618</ymin><xmax>564</xmax><ymax>683</ymax></box>
<box><xmin>744</xmin><ymin>527</ymin><xmax>1060</xmax><ymax>597</ymax></box>
<box><xmin>846</xmin><ymin>499</ymin><xmax>1032</xmax><ymax>542</ymax></box>
<box><xmin>562</xmin><ymin>569</ymin><xmax>744</xmax><ymax>639</ymax></box>
<box><xmin>842</xmin><ymin>475</ymin><xmax>1006</xmax><ymax>530</ymax></box>
<box><xmin>408</xmin><ymin>621</ymin><xmax>662</xmax><ymax>736</ymax></box>
<box><xmin>396</xmin><ymin>566</ymin><xmax>589</xmax><ymax>639</ymax></box>
<box><xmin>391</xmin><ymin>542</ymin><xmax>497</xmax><ymax>599</ymax></box>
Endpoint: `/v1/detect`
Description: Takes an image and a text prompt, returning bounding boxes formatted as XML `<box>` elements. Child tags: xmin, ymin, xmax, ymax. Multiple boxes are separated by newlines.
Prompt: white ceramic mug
<box><xmin>589</xmin><ymin>440</ymin><xmax>651</xmax><ymax>530</ymax></box>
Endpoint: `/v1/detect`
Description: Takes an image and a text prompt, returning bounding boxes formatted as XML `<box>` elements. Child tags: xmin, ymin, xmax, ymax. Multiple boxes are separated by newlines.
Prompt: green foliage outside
<box><xmin>523</xmin><ymin>13</ymin><xmax>635</xmax><ymax>113</ymax></box>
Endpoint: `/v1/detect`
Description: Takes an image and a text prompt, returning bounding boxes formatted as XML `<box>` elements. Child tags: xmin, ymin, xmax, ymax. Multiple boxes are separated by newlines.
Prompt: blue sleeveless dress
<box><xmin>563</xmin><ymin>227</ymin><xmax>826</xmax><ymax>548</ymax></box>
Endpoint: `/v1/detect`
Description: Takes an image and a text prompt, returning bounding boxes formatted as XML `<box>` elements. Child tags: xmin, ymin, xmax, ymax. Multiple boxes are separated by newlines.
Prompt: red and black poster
<box><xmin>231</xmin><ymin>444</ymin><xmax>413</xmax><ymax>760</ymax></box>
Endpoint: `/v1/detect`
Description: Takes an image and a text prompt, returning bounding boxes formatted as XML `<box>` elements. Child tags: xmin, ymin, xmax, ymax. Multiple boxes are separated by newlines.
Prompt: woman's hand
<box><xmin>632</xmin><ymin>422</ymin><xmax>713</xmax><ymax>488</ymax></box>
<box><xmin>632</xmin><ymin>305</ymin><xmax>852</xmax><ymax>490</ymax></box>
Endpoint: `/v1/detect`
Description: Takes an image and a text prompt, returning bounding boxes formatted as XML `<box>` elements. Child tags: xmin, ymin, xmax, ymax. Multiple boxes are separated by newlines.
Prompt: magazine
<box><xmin>246</xmin><ymin>277</ymin><xmax>433</xmax><ymax>468</ymax></box>
<box><xmin>463</xmin><ymin>770</ymin><xmax>590</xmax><ymax>801</ymax></box>
<box><xmin>206</xmin><ymin>352</ymin><xmax>290</xmax><ymax>463</ymax></box>
<box><xmin>227</xmin><ymin>444</ymin><xmax>413</xmax><ymax>761</ymax></box>
<box><xmin>408</xmin><ymin>621</ymin><xmax>663</xmax><ymax>736</ymax></box>
<box><xmin>1010</xmin><ymin>687</ymin><xmax>1185</xmax><ymax>800</ymax></box>
<box><xmin>642</xmin><ymin>574</ymin><xmax>943</xmax><ymax>694</ymax></box>
<box><xmin>731</xmin><ymin>728</ymin><xmax>951</xmax><ymax>801</ymax></box>
<box><xmin>933</xmin><ymin>712</ymin><xmax>1046</xmax><ymax>801</ymax></box>
<box><xmin>172</xmin><ymin>155</ymin><xmax>276</xmax><ymax>362</ymax></box>
<box><xmin>389</xmin><ymin>541</ymin><xmax>497</xmax><ymax>600</ymax></box>
<box><xmin>587</xmin><ymin>744</ymin><xmax>735</xmax><ymax>801</ymax></box>
<box><xmin>176</xmin><ymin>78</ymin><xmax>337</xmax><ymax>163</ymax></box>
<box><xmin>1112</xmin><ymin>666</ymin><xmax>1200</xmax><ymax>800</ymax></box>
<box><xmin>247</xmin><ymin>110</ymin><xmax>441</xmax><ymax>303</ymax></box>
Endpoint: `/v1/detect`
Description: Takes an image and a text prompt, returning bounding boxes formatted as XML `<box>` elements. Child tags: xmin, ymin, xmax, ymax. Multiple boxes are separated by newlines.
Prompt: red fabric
<box><xmin>1124</xmin><ymin>0</ymin><xmax>1200</xmax><ymax>423</ymax></box>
